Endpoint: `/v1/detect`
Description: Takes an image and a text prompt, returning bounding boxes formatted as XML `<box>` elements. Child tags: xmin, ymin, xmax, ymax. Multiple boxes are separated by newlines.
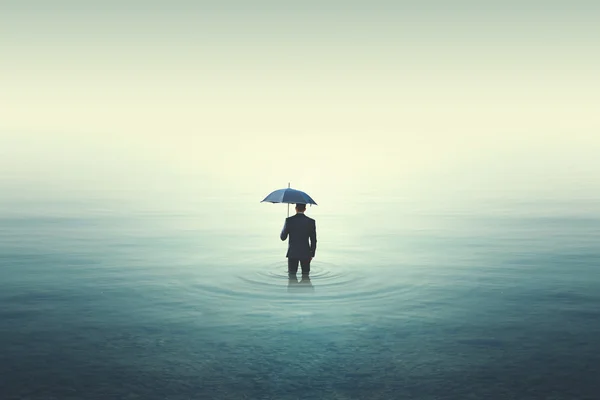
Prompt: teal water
<box><xmin>1</xmin><ymin>191</ymin><xmax>599</xmax><ymax>399</ymax></box>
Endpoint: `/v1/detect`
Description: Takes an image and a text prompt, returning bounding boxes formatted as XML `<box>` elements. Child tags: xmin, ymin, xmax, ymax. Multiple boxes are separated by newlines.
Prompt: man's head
<box><xmin>295</xmin><ymin>203</ymin><xmax>306</xmax><ymax>213</ymax></box>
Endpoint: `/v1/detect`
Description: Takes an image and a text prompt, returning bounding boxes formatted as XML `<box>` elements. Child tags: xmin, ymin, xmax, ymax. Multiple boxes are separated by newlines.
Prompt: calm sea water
<box><xmin>1</xmin><ymin>189</ymin><xmax>599</xmax><ymax>399</ymax></box>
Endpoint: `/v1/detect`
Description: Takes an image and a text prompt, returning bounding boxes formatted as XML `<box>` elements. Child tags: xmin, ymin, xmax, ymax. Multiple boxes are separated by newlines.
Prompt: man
<box><xmin>280</xmin><ymin>203</ymin><xmax>317</xmax><ymax>275</ymax></box>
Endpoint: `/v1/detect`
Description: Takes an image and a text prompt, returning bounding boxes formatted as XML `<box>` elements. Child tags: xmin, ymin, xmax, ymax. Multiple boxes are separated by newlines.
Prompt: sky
<box><xmin>1</xmin><ymin>1</ymin><xmax>599</xmax><ymax>208</ymax></box>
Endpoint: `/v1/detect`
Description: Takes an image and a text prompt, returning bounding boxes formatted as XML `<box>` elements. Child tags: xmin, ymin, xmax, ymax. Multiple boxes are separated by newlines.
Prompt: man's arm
<box><xmin>309</xmin><ymin>220</ymin><xmax>317</xmax><ymax>257</ymax></box>
<box><xmin>280</xmin><ymin>221</ymin><xmax>288</xmax><ymax>241</ymax></box>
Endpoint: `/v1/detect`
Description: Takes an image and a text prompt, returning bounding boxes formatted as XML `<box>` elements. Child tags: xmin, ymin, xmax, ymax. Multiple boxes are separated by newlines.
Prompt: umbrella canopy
<box><xmin>261</xmin><ymin>187</ymin><xmax>317</xmax><ymax>205</ymax></box>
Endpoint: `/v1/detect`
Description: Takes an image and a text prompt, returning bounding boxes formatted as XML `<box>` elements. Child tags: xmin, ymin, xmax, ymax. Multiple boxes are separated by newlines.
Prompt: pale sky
<box><xmin>1</xmin><ymin>1</ymin><xmax>599</xmax><ymax>206</ymax></box>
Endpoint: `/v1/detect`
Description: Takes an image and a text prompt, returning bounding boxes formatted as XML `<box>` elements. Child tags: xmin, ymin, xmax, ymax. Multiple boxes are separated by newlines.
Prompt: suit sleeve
<box><xmin>310</xmin><ymin>220</ymin><xmax>317</xmax><ymax>257</ymax></box>
<box><xmin>280</xmin><ymin>220</ymin><xmax>288</xmax><ymax>241</ymax></box>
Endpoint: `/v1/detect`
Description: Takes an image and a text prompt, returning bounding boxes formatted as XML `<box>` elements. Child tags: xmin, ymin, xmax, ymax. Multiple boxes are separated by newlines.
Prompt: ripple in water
<box><xmin>190</xmin><ymin>260</ymin><xmax>418</xmax><ymax>310</ymax></box>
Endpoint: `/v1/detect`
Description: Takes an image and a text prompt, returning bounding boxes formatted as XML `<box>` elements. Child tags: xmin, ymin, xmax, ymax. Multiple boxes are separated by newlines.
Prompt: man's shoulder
<box><xmin>289</xmin><ymin>214</ymin><xmax>315</xmax><ymax>222</ymax></box>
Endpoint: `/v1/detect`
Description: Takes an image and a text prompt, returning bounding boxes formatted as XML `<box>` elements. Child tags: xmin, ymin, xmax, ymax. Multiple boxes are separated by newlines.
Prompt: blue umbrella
<box><xmin>261</xmin><ymin>183</ymin><xmax>317</xmax><ymax>217</ymax></box>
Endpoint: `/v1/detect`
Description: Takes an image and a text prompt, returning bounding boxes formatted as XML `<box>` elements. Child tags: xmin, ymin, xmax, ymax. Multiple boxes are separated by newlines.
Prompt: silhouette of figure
<box><xmin>287</xmin><ymin>273</ymin><xmax>314</xmax><ymax>292</ymax></box>
<box><xmin>280</xmin><ymin>203</ymin><xmax>317</xmax><ymax>275</ymax></box>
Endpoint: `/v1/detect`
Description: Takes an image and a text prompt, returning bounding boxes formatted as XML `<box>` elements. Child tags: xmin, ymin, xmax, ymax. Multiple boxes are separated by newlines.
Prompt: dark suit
<box><xmin>280</xmin><ymin>213</ymin><xmax>317</xmax><ymax>274</ymax></box>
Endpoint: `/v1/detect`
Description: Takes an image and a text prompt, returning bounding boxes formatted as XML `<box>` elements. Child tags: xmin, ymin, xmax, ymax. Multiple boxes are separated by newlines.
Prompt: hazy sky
<box><xmin>1</xmin><ymin>1</ymin><xmax>599</xmax><ymax>204</ymax></box>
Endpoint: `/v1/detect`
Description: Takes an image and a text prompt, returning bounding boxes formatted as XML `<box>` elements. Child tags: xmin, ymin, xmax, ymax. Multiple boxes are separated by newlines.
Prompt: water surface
<box><xmin>1</xmin><ymin>192</ymin><xmax>599</xmax><ymax>399</ymax></box>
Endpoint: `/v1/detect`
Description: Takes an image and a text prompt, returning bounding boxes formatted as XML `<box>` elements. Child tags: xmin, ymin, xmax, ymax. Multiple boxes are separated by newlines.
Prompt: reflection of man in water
<box><xmin>280</xmin><ymin>203</ymin><xmax>317</xmax><ymax>275</ymax></box>
<box><xmin>288</xmin><ymin>274</ymin><xmax>314</xmax><ymax>291</ymax></box>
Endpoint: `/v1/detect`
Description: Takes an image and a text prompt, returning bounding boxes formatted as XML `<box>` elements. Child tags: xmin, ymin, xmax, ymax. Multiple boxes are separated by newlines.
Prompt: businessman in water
<box><xmin>280</xmin><ymin>203</ymin><xmax>317</xmax><ymax>275</ymax></box>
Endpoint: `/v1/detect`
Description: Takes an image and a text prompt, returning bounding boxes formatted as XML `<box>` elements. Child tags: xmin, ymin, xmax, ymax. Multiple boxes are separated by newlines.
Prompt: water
<box><xmin>1</xmin><ymin>190</ymin><xmax>599</xmax><ymax>399</ymax></box>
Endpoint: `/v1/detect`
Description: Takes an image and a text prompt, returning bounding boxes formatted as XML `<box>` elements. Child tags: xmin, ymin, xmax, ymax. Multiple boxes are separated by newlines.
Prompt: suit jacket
<box><xmin>280</xmin><ymin>213</ymin><xmax>317</xmax><ymax>259</ymax></box>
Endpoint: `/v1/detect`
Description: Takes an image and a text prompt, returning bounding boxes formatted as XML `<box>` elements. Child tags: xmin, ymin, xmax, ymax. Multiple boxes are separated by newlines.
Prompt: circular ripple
<box><xmin>251</xmin><ymin>260</ymin><xmax>355</xmax><ymax>283</ymax></box>
<box><xmin>186</xmin><ymin>258</ymin><xmax>421</xmax><ymax>312</ymax></box>
<box><xmin>238</xmin><ymin>260</ymin><xmax>416</xmax><ymax>305</ymax></box>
